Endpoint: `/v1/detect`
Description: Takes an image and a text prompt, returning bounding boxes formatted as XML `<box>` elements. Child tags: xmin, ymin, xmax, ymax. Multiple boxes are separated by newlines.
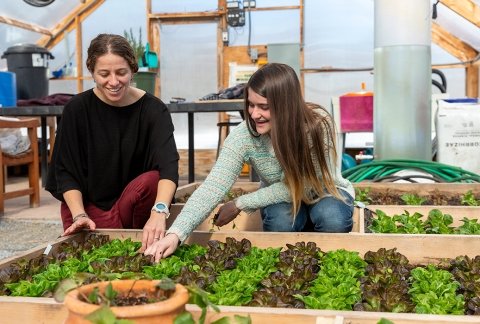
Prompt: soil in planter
<box><xmin>363</xmin><ymin>189</ymin><xmax>467</xmax><ymax>206</ymax></box>
<box><xmin>79</xmin><ymin>290</ymin><xmax>169</xmax><ymax>306</ymax></box>
<box><xmin>74</xmin><ymin>279</ymin><xmax>177</xmax><ymax>307</ymax></box>
<box><xmin>175</xmin><ymin>188</ymin><xmax>251</xmax><ymax>203</ymax></box>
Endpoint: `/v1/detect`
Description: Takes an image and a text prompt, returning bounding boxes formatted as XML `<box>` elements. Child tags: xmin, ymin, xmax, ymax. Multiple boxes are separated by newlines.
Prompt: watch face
<box><xmin>155</xmin><ymin>202</ymin><xmax>167</xmax><ymax>210</ymax></box>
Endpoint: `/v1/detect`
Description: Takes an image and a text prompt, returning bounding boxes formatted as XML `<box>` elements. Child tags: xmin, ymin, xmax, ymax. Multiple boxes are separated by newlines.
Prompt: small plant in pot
<box><xmin>55</xmin><ymin>276</ymin><xmax>251</xmax><ymax>324</ymax></box>
<box><xmin>56</xmin><ymin>277</ymin><xmax>189</xmax><ymax>324</ymax></box>
<box><xmin>123</xmin><ymin>27</ymin><xmax>145</xmax><ymax>65</ymax></box>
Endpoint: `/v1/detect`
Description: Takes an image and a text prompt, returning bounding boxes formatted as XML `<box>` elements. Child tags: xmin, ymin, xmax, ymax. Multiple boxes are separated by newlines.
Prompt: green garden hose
<box><xmin>341</xmin><ymin>159</ymin><xmax>480</xmax><ymax>183</ymax></box>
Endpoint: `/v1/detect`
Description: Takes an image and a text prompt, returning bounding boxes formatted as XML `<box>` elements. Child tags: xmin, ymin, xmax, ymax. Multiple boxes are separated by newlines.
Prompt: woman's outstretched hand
<box><xmin>144</xmin><ymin>233</ymin><xmax>180</xmax><ymax>262</ymax></box>
<box><xmin>139</xmin><ymin>212</ymin><xmax>167</xmax><ymax>253</ymax></box>
<box><xmin>62</xmin><ymin>216</ymin><xmax>96</xmax><ymax>236</ymax></box>
<box><xmin>213</xmin><ymin>201</ymin><xmax>241</xmax><ymax>226</ymax></box>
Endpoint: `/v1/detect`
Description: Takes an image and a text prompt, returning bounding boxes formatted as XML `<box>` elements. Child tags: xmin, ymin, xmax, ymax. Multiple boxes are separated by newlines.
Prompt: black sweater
<box><xmin>46</xmin><ymin>89</ymin><xmax>179</xmax><ymax>210</ymax></box>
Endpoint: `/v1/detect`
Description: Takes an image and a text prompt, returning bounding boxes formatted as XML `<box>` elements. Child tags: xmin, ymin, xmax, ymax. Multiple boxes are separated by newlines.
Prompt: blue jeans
<box><xmin>260</xmin><ymin>189</ymin><xmax>354</xmax><ymax>233</ymax></box>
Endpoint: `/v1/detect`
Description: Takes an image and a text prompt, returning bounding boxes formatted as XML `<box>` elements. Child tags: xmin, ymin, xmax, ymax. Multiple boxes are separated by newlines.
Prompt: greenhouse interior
<box><xmin>0</xmin><ymin>0</ymin><xmax>480</xmax><ymax>323</ymax></box>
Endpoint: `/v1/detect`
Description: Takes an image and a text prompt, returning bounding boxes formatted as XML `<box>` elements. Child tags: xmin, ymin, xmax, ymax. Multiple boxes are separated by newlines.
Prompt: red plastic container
<box><xmin>339</xmin><ymin>83</ymin><xmax>373</xmax><ymax>132</ymax></box>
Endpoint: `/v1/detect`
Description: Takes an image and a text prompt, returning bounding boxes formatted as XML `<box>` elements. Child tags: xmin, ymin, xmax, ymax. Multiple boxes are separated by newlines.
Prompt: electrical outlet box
<box><xmin>249</xmin><ymin>48</ymin><xmax>258</xmax><ymax>61</ymax></box>
<box><xmin>222</xmin><ymin>31</ymin><xmax>229</xmax><ymax>42</ymax></box>
<box><xmin>227</xmin><ymin>0</ymin><xmax>240</xmax><ymax>8</ymax></box>
<box><xmin>243</xmin><ymin>0</ymin><xmax>256</xmax><ymax>8</ymax></box>
<box><xmin>227</xmin><ymin>8</ymin><xmax>245</xmax><ymax>27</ymax></box>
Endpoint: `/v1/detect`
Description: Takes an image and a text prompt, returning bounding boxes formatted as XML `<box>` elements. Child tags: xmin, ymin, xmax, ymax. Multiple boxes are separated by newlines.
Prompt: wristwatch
<box><xmin>151</xmin><ymin>202</ymin><xmax>170</xmax><ymax>219</ymax></box>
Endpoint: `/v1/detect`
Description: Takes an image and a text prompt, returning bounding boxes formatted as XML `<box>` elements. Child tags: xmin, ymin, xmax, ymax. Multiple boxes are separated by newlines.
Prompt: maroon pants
<box><xmin>61</xmin><ymin>171</ymin><xmax>160</xmax><ymax>231</ymax></box>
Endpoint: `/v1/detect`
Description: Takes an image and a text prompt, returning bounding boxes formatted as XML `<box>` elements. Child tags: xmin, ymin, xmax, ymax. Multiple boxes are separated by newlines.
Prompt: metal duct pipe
<box><xmin>374</xmin><ymin>0</ymin><xmax>432</xmax><ymax>160</ymax></box>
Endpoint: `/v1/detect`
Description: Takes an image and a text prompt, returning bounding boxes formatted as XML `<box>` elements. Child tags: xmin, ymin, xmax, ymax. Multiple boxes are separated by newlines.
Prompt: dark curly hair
<box><xmin>86</xmin><ymin>33</ymin><xmax>138</xmax><ymax>74</ymax></box>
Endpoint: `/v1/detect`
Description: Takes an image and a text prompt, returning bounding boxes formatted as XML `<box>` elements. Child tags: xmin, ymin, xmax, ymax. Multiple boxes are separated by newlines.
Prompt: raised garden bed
<box><xmin>0</xmin><ymin>230</ymin><xmax>479</xmax><ymax>323</ymax></box>
<box><xmin>354</xmin><ymin>182</ymin><xmax>480</xmax><ymax>206</ymax></box>
<box><xmin>353</xmin><ymin>182</ymin><xmax>480</xmax><ymax>234</ymax></box>
<box><xmin>359</xmin><ymin>206</ymin><xmax>480</xmax><ymax>234</ymax></box>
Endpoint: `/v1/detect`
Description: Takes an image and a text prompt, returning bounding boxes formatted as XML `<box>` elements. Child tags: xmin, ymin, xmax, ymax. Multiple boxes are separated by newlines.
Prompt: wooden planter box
<box><xmin>0</xmin><ymin>230</ymin><xmax>479</xmax><ymax>323</ymax></box>
<box><xmin>353</xmin><ymin>183</ymin><xmax>480</xmax><ymax>233</ymax></box>
<box><xmin>359</xmin><ymin>205</ymin><xmax>480</xmax><ymax>233</ymax></box>
<box><xmin>354</xmin><ymin>182</ymin><xmax>480</xmax><ymax>206</ymax></box>
<box><xmin>169</xmin><ymin>182</ymin><xmax>263</xmax><ymax>231</ymax></box>
<box><xmin>170</xmin><ymin>182</ymin><xmax>361</xmax><ymax>232</ymax></box>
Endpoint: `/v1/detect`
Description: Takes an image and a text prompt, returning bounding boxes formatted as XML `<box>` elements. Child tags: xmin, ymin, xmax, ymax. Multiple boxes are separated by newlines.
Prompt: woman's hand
<box><xmin>214</xmin><ymin>201</ymin><xmax>241</xmax><ymax>226</ymax></box>
<box><xmin>62</xmin><ymin>215</ymin><xmax>96</xmax><ymax>236</ymax></box>
<box><xmin>144</xmin><ymin>233</ymin><xmax>180</xmax><ymax>262</ymax></box>
<box><xmin>139</xmin><ymin>212</ymin><xmax>167</xmax><ymax>253</ymax></box>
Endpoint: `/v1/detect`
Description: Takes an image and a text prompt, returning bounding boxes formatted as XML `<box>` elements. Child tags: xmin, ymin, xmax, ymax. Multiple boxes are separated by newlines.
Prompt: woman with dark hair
<box><xmin>46</xmin><ymin>33</ymin><xmax>179</xmax><ymax>252</ymax></box>
<box><xmin>146</xmin><ymin>63</ymin><xmax>354</xmax><ymax>261</ymax></box>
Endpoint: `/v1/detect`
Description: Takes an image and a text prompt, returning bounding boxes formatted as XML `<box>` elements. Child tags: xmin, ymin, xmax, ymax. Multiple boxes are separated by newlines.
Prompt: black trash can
<box><xmin>1</xmin><ymin>43</ymin><xmax>54</xmax><ymax>100</ymax></box>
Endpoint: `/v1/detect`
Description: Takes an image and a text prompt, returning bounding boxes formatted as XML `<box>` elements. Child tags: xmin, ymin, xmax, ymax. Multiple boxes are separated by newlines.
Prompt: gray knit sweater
<box><xmin>167</xmin><ymin>121</ymin><xmax>354</xmax><ymax>242</ymax></box>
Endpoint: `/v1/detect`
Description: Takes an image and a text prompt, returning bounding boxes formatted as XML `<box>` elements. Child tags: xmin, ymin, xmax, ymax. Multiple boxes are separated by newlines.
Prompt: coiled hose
<box><xmin>341</xmin><ymin>159</ymin><xmax>480</xmax><ymax>183</ymax></box>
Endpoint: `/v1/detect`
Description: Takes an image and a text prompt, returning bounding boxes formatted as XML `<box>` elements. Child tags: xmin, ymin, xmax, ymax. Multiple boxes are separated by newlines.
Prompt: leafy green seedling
<box><xmin>454</xmin><ymin>217</ymin><xmax>480</xmax><ymax>234</ymax></box>
<box><xmin>355</xmin><ymin>187</ymin><xmax>372</xmax><ymax>205</ymax></box>
<box><xmin>460</xmin><ymin>190</ymin><xmax>480</xmax><ymax>206</ymax></box>
<box><xmin>400</xmin><ymin>193</ymin><xmax>426</xmax><ymax>206</ymax></box>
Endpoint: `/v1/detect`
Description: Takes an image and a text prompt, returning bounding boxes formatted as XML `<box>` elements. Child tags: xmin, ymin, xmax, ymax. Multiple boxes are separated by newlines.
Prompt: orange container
<box><xmin>339</xmin><ymin>83</ymin><xmax>373</xmax><ymax>132</ymax></box>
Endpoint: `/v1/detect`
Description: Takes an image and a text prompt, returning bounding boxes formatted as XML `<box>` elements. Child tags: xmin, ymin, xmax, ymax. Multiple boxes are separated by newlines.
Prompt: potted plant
<box><xmin>124</xmin><ymin>28</ymin><xmax>146</xmax><ymax>64</ymax></box>
<box><xmin>59</xmin><ymin>278</ymin><xmax>189</xmax><ymax>324</ymax></box>
<box><xmin>55</xmin><ymin>276</ymin><xmax>251</xmax><ymax>324</ymax></box>
<box><xmin>123</xmin><ymin>27</ymin><xmax>157</xmax><ymax>94</ymax></box>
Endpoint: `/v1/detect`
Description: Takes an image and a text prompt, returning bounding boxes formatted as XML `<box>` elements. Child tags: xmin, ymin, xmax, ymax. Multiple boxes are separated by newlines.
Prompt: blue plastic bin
<box><xmin>0</xmin><ymin>71</ymin><xmax>17</xmax><ymax>107</ymax></box>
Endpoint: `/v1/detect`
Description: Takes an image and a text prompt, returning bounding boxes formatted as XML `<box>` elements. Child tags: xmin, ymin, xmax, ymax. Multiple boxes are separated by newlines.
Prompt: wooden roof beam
<box><xmin>440</xmin><ymin>0</ymin><xmax>480</xmax><ymax>28</ymax></box>
<box><xmin>147</xmin><ymin>5</ymin><xmax>300</xmax><ymax>21</ymax></box>
<box><xmin>37</xmin><ymin>0</ymin><xmax>105</xmax><ymax>49</ymax></box>
<box><xmin>431</xmin><ymin>22</ymin><xmax>478</xmax><ymax>62</ymax></box>
<box><xmin>0</xmin><ymin>15</ymin><xmax>52</xmax><ymax>36</ymax></box>
<box><xmin>148</xmin><ymin>11</ymin><xmax>223</xmax><ymax>20</ymax></box>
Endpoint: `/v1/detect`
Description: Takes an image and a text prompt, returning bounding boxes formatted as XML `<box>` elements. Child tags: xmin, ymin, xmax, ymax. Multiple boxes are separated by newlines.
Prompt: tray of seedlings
<box><xmin>355</xmin><ymin>183</ymin><xmax>480</xmax><ymax>235</ymax></box>
<box><xmin>0</xmin><ymin>230</ymin><xmax>479</xmax><ymax>323</ymax></box>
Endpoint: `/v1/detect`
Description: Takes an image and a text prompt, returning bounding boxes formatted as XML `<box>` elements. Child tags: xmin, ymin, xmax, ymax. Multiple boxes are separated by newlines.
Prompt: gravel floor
<box><xmin>0</xmin><ymin>218</ymin><xmax>63</xmax><ymax>260</ymax></box>
<box><xmin>0</xmin><ymin>175</ymin><xmax>63</xmax><ymax>261</ymax></box>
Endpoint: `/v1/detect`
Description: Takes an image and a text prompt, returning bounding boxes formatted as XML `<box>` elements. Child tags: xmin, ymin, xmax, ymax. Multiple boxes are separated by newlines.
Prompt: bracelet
<box><xmin>73</xmin><ymin>213</ymin><xmax>89</xmax><ymax>223</ymax></box>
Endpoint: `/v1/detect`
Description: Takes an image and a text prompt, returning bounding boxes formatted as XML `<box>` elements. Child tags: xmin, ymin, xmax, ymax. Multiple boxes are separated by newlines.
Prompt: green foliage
<box><xmin>368</xmin><ymin>210</ymin><xmax>398</xmax><ymax>233</ymax></box>
<box><xmin>123</xmin><ymin>27</ymin><xmax>145</xmax><ymax>60</ymax></box>
<box><xmin>370</xmin><ymin>209</ymin><xmax>480</xmax><ymax>235</ymax></box>
<box><xmin>355</xmin><ymin>187</ymin><xmax>372</xmax><ymax>205</ymax></box>
<box><xmin>424</xmin><ymin>209</ymin><xmax>454</xmax><ymax>234</ymax></box>
<box><xmin>400</xmin><ymin>193</ymin><xmax>426</xmax><ymax>206</ymax></box>
<box><xmin>296</xmin><ymin>249</ymin><xmax>366</xmax><ymax>310</ymax></box>
<box><xmin>208</xmin><ymin>247</ymin><xmax>280</xmax><ymax>306</ymax></box>
<box><xmin>409</xmin><ymin>265</ymin><xmax>465</xmax><ymax>315</ymax></box>
<box><xmin>85</xmin><ymin>305</ymin><xmax>133</xmax><ymax>324</ymax></box>
<box><xmin>393</xmin><ymin>211</ymin><xmax>426</xmax><ymax>234</ymax></box>
<box><xmin>4</xmin><ymin>233</ymin><xmax>480</xmax><ymax>319</ymax></box>
<box><xmin>460</xmin><ymin>190</ymin><xmax>480</xmax><ymax>206</ymax></box>
<box><xmin>143</xmin><ymin>244</ymin><xmax>207</xmax><ymax>279</ymax></box>
<box><xmin>454</xmin><ymin>218</ymin><xmax>480</xmax><ymax>234</ymax></box>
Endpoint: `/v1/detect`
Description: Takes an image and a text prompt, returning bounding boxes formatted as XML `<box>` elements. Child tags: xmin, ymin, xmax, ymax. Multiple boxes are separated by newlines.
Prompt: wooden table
<box><xmin>0</xmin><ymin>100</ymin><xmax>244</xmax><ymax>186</ymax></box>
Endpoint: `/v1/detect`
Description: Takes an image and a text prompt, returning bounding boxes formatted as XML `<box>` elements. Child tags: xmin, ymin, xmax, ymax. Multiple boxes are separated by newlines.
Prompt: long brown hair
<box><xmin>244</xmin><ymin>63</ymin><xmax>341</xmax><ymax>215</ymax></box>
<box><xmin>86</xmin><ymin>33</ymin><xmax>138</xmax><ymax>74</ymax></box>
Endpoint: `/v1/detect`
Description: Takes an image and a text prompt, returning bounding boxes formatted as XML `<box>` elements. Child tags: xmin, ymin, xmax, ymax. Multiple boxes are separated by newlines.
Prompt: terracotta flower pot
<box><xmin>64</xmin><ymin>280</ymin><xmax>189</xmax><ymax>324</ymax></box>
